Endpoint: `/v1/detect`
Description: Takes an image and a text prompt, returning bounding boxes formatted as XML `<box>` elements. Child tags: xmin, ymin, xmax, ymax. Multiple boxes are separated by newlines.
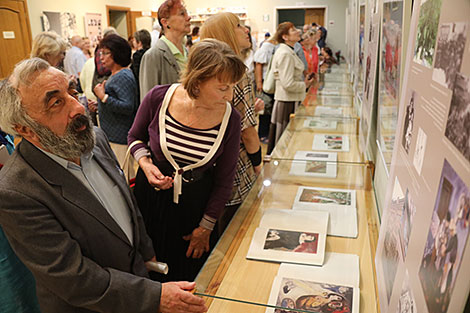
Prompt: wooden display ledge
<box><xmin>195</xmin><ymin>160</ymin><xmax>380</xmax><ymax>312</ymax></box>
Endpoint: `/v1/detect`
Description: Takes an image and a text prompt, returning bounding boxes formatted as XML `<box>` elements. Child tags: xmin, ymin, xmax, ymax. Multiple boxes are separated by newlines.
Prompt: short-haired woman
<box><xmin>201</xmin><ymin>12</ymin><xmax>264</xmax><ymax>235</ymax></box>
<box><xmin>128</xmin><ymin>39</ymin><xmax>244</xmax><ymax>282</ymax></box>
<box><xmin>267</xmin><ymin>22</ymin><xmax>314</xmax><ymax>153</ymax></box>
<box><xmin>131</xmin><ymin>29</ymin><xmax>151</xmax><ymax>88</ymax></box>
<box><xmin>139</xmin><ymin>0</ymin><xmax>191</xmax><ymax>100</ymax></box>
<box><xmin>30</xmin><ymin>31</ymin><xmax>68</xmax><ymax>68</ymax></box>
<box><xmin>93</xmin><ymin>34</ymin><xmax>139</xmax><ymax>166</ymax></box>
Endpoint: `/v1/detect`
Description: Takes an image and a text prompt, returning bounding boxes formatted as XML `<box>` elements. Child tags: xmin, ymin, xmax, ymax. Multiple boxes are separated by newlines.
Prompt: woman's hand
<box><xmin>254</xmin><ymin>98</ymin><xmax>265</xmax><ymax>113</ymax></box>
<box><xmin>87</xmin><ymin>99</ymin><xmax>98</xmax><ymax>112</ymax></box>
<box><xmin>93</xmin><ymin>80</ymin><xmax>106</xmax><ymax>101</ymax></box>
<box><xmin>253</xmin><ymin>164</ymin><xmax>262</xmax><ymax>176</ymax></box>
<box><xmin>304</xmin><ymin>74</ymin><xmax>315</xmax><ymax>88</ymax></box>
<box><xmin>183</xmin><ymin>226</ymin><xmax>211</xmax><ymax>259</ymax></box>
<box><xmin>138</xmin><ymin>157</ymin><xmax>173</xmax><ymax>190</ymax></box>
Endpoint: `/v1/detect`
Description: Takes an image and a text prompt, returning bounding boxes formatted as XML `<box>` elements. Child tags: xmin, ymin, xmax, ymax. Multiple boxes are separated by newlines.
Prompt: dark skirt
<box><xmin>134</xmin><ymin>165</ymin><xmax>218</xmax><ymax>282</ymax></box>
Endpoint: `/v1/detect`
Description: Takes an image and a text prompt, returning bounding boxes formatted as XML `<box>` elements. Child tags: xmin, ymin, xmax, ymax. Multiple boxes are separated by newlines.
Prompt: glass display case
<box><xmin>194</xmin><ymin>99</ymin><xmax>381</xmax><ymax>312</ymax></box>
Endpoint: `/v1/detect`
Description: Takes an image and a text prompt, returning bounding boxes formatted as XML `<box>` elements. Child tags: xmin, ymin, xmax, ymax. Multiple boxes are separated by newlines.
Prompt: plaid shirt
<box><xmin>226</xmin><ymin>74</ymin><xmax>258</xmax><ymax>206</ymax></box>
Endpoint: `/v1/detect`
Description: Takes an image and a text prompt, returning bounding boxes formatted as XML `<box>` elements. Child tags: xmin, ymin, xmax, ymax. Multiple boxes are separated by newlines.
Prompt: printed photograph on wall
<box><xmin>273</xmin><ymin>278</ymin><xmax>354</xmax><ymax>313</ymax></box>
<box><xmin>396</xmin><ymin>270</ymin><xmax>417</xmax><ymax>313</ymax></box>
<box><xmin>413</xmin><ymin>127</ymin><xmax>428</xmax><ymax>175</ymax></box>
<box><xmin>264</xmin><ymin>229</ymin><xmax>319</xmax><ymax>254</ymax></box>
<box><xmin>413</xmin><ymin>0</ymin><xmax>443</xmax><ymax>67</ymax></box>
<box><xmin>400</xmin><ymin>189</ymin><xmax>417</xmax><ymax>260</ymax></box>
<box><xmin>382</xmin><ymin>177</ymin><xmax>405</xmax><ymax>303</ymax></box>
<box><xmin>444</xmin><ymin>73</ymin><xmax>470</xmax><ymax>163</ymax></box>
<box><xmin>419</xmin><ymin>160</ymin><xmax>470</xmax><ymax>313</ymax></box>
<box><xmin>358</xmin><ymin>4</ymin><xmax>366</xmax><ymax>85</ymax></box>
<box><xmin>432</xmin><ymin>22</ymin><xmax>468</xmax><ymax>90</ymax></box>
<box><xmin>84</xmin><ymin>13</ymin><xmax>103</xmax><ymax>50</ymax></box>
<box><xmin>402</xmin><ymin>90</ymin><xmax>417</xmax><ymax>154</ymax></box>
<box><xmin>381</xmin><ymin>0</ymin><xmax>404</xmax><ymax>100</ymax></box>
<box><xmin>42</xmin><ymin>11</ymin><xmax>77</xmax><ymax>40</ymax></box>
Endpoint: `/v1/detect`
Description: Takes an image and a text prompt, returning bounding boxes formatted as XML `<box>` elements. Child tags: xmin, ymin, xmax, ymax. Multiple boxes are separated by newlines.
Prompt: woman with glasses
<box><xmin>93</xmin><ymin>34</ymin><xmax>139</xmax><ymax>166</ymax></box>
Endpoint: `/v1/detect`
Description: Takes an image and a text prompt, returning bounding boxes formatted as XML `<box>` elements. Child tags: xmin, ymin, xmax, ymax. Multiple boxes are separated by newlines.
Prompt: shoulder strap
<box><xmin>159</xmin><ymin>85</ymin><xmax>232</xmax><ymax>203</ymax></box>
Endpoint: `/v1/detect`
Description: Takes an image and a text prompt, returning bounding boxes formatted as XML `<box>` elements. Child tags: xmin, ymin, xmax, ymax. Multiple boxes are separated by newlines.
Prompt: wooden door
<box><xmin>305</xmin><ymin>8</ymin><xmax>325</xmax><ymax>27</ymax></box>
<box><xmin>0</xmin><ymin>0</ymin><xmax>32</xmax><ymax>78</ymax></box>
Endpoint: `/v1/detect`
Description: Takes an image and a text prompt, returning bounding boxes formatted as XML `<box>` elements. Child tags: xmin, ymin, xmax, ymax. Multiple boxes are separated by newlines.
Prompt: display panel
<box><xmin>375</xmin><ymin>0</ymin><xmax>470</xmax><ymax>312</ymax></box>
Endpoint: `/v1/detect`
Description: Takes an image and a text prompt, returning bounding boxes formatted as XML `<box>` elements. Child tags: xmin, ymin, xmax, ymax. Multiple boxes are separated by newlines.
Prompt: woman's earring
<box><xmin>167</xmin><ymin>25</ymin><xmax>171</xmax><ymax>29</ymax></box>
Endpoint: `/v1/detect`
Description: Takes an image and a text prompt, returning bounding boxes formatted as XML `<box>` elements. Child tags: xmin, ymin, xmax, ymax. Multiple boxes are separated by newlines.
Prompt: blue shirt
<box><xmin>42</xmin><ymin>150</ymin><xmax>134</xmax><ymax>244</ymax></box>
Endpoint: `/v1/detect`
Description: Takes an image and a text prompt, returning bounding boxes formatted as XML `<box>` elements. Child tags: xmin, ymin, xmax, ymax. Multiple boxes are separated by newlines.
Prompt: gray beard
<box><xmin>29</xmin><ymin>113</ymin><xmax>96</xmax><ymax>160</ymax></box>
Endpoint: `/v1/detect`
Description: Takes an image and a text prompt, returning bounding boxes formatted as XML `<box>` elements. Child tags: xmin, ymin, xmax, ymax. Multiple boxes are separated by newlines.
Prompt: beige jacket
<box><xmin>272</xmin><ymin>43</ymin><xmax>306</xmax><ymax>102</ymax></box>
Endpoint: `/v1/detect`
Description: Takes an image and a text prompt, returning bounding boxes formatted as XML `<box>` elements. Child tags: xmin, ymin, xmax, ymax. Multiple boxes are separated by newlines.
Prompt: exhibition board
<box><xmin>375</xmin><ymin>0</ymin><xmax>470</xmax><ymax>312</ymax></box>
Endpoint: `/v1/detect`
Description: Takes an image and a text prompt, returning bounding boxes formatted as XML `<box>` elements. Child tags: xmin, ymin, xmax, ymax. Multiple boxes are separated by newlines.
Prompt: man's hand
<box><xmin>159</xmin><ymin>281</ymin><xmax>207</xmax><ymax>313</ymax></box>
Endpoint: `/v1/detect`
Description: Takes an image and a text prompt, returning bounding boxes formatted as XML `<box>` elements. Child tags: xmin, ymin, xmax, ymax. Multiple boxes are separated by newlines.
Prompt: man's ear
<box><xmin>14</xmin><ymin>125</ymin><xmax>39</xmax><ymax>143</ymax></box>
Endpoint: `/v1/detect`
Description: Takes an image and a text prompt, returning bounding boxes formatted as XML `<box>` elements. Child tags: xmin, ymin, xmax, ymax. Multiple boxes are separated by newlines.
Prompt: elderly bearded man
<box><xmin>0</xmin><ymin>58</ymin><xmax>207</xmax><ymax>313</ymax></box>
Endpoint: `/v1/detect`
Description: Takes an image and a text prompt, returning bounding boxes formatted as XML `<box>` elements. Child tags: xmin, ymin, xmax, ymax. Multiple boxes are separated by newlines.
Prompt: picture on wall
<box><xmin>418</xmin><ymin>160</ymin><xmax>470</xmax><ymax>313</ymax></box>
<box><xmin>413</xmin><ymin>0</ymin><xmax>443</xmax><ymax>67</ymax></box>
<box><xmin>270</xmin><ymin>277</ymin><xmax>355</xmax><ymax>313</ymax></box>
<box><xmin>400</xmin><ymin>189</ymin><xmax>417</xmax><ymax>260</ymax></box>
<box><xmin>84</xmin><ymin>13</ymin><xmax>103</xmax><ymax>50</ymax></box>
<box><xmin>381</xmin><ymin>0</ymin><xmax>404</xmax><ymax>100</ymax></box>
<box><xmin>413</xmin><ymin>127</ymin><xmax>428</xmax><ymax>175</ymax></box>
<box><xmin>401</xmin><ymin>90</ymin><xmax>417</xmax><ymax>154</ymax></box>
<box><xmin>382</xmin><ymin>177</ymin><xmax>405</xmax><ymax>303</ymax></box>
<box><xmin>264</xmin><ymin>229</ymin><xmax>319</xmax><ymax>254</ymax></box>
<box><xmin>432</xmin><ymin>22</ymin><xmax>468</xmax><ymax>90</ymax></box>
<box><xmin>42</xmin><ymin>11</ymin><xmax>77</xmax><ymax>40</ymax></box>
<box><xmin>396</xmin><ymin>270</ymin><xmax>417</xmax><ymax>313</ymax></box>
<box><xmin>444</xmin><ymin>73</ymin><xmax>470</xmax><ymax>163</ymax></box>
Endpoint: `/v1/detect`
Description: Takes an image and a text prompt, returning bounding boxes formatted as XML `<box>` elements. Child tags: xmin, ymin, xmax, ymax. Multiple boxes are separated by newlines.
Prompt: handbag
<box><xmin>262</xmin><ymin>56</ymin><xmax>275</xmax><ymax>94</ymax></box>
<box><xmin>122</xmin><ymin>140</ymin><xmax>143</xmax><ymax>187</ymax></box>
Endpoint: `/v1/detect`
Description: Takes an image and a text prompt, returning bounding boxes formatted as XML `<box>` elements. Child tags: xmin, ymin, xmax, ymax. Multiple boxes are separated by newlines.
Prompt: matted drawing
<box><xmin>315</xmin><ymin>106</ymin><xmax>343</xmax><ymax>116</ymax></box>
<box><xmin>42</xmin><ymin>11</ymin><xmax>77</xmax><ymax>40</ymax></box>
<box><xmin>247</xmin><ymin>210</ymin><xmax>328</xmax><ymax>266</ymax></box>
<box><xmin>432</xmin><ymin>22</ymin><xmax>468</xmax><ymax>90</ymax></box>
<box><xmin>289</xmin><ymin>151</ymin><xmax>337</xmax><ymax>178</ymax></box>
<box><xmin>444</xmin><ymin>73</ymin><xmax>470</xmax><ymax>163</ymax></box>
<box><xmin>267</xmin><ymin>277</ymin><xmax>358</xmax><ymax>313</ymax></box>
<box><xmin>313</xmin><ymin>134</ymin><xmax>350</xmax><ymax>152</ymax></box>
<box><xmin>413</xmin><ymin>127</ymin><xmax>427</xmax><ymax>175</ymax></box>
<box><xmin>303</xmin><ymin>118</ymin><xmax>338</xmax><ymax>130</ymax></box>
<box><xmin>264</xmin><ymin>229</ymin><xmax>319</xmax><ymax>254</ymax></box>
<box><xmin>402</xmin><ymin>91</ymin><xmax>417</xmax><ymax>154</ymax></box>
<box><xmin>396</xmin><ymin>270</ymin><xmax>417</xmax><ymax>313</ymax></box>
<box><xmin>419</xmin><ymin>160</ymin><xmax>470</xmax><ymax>313</ymax></box>
<box><xmin>293</xmin><ymin>187</ymin><xmax>357</xmax><ymax>238</ymax></box>
<box><xmin>413</xmin><ymin>0</ymin><xmax>443</xmax><ymax>67</ymax></box>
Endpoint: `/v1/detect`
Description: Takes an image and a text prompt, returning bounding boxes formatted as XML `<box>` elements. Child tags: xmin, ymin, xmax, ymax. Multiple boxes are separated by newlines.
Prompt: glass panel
<box><xmin>195</xmin><ymin>161</ymin><xmax>379</xmax><ymax>313</ymax></box>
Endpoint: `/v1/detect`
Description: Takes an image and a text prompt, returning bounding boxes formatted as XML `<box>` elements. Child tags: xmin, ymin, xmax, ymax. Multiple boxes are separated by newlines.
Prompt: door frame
<box><xmin>274</xmin><ymin>5</ymin><xmax>328</xmax><ymax>31</ymax></box>
<box><xmin>106</xmin><ymin>5</ymin><xmax>131</xmax><ymax>37</ymax></box>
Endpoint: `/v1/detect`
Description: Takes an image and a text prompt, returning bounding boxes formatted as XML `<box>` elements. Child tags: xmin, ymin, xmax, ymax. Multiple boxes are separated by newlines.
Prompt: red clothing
<box><xmin>303</xmin><ymin>45</ymin><xmax>319</xmax><ymax>74</ymax></box>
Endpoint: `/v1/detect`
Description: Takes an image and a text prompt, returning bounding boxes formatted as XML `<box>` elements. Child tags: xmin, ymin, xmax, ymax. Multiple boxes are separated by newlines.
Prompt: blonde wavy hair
<box><xmin>200</xmin><ymin>12</ymin><xmax>242</xmax><ymax>56</ymax></box>
<box><xmin>30</xmin><ymin>31</ymin><xmax>68</xmax><ymax>64</ymax></box>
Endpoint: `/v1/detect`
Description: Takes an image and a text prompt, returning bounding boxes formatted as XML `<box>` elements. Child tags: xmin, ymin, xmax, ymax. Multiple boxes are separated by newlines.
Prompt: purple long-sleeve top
<box><xmin>128</xmin><ymin>84</ymin><xmax>241</xmax><ymax>224</ymax></box>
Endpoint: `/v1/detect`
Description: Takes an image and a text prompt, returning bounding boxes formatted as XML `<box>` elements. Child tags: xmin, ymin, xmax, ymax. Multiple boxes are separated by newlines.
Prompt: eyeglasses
<box><xmin>100</xmin><ymin>50</ymin><xmax>111</xmax><ymax>56</ymax></box>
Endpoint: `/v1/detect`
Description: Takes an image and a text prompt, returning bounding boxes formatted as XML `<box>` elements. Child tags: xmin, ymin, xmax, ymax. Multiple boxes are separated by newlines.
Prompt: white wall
<box><xmin>27</xmin><ymin>0</ymin><xmax>348</xmax><ymax>53</ymax></box>
<box><xmin>27</xmin><ymin>0</ymin><xmax>156</xmax><ymax>39</ymax></box>
<box><xmin>185</xmin><ymin>0</ymin><xmax>349</xmax><ymax>55</ymax></box>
